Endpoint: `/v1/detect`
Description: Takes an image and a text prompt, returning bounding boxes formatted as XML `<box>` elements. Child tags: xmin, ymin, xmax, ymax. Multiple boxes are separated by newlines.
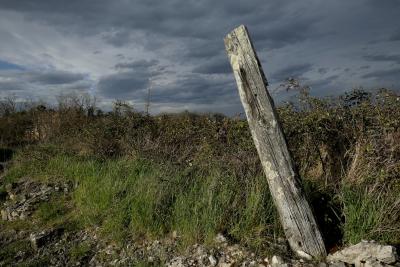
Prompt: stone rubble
<box><xmin>1</xmin><ymin>179</ymin><xmax>71</xmax><ymax>221</ymax></box>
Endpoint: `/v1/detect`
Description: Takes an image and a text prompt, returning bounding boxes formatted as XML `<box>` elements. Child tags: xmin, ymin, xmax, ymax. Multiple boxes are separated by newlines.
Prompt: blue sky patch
<box><xmin>0</xmin><ymin>60</ymin><xmax>25</xmax><ymax>71</ymax></box>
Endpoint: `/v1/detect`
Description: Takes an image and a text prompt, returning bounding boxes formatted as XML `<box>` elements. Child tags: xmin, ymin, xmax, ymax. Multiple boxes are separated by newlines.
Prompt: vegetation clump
<box><xmin>0</xmin><ymin>88</ymin><xmax>399</xmax><ymax>258</ymax></box>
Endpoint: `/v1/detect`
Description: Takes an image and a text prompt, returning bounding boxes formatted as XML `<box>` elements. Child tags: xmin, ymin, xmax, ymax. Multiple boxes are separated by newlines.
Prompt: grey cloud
<box><xmin>0</xmin><ymin>69</ymin><xmax>90</xmax><ymax>100</ymax></box>
<box><xmin>26</xmin><ymin>70</ymin><xmax>86</xmax><ymax>85</ymax></box>
<box><xmin>102</xmin><ymin>30</ymin><xmax>133</xmax><ymax>47</ymax></box>
<box><xmin>361</xmin><ymin>68</ymin><xmax>400</xmax><ymax>80</ymax></box>
<box><xmin>272</xmin><ymin>63</ymin><xmax>313</xmax><ymax>82</ymax></box>
<box><xmin>192</xmin><ymin>55</ymin><xmax>231</xmax><ymax>74</ymax></box>
<box><xmin>97</xmin><ymin>72</ymin><xmax>149</xmax><ymax>99</ymax></box>
<box><xmin>97</xmin><ymin>71</ymin><xmax>238</xmax><ymax>105</ymax></box>
<box><xmin>115</xmin><ymin>59</ymin><xmax>159</xmax><ymax>71</ymax></box>
<box><xmin>98</xmin><ymin>59</ymin><xmax>163</xmax><ymax>99</ymax></box>
<box><xmin>150</xmin><ymin>75</ymin><xmax>237</xmax><ymax>105</ymax></box>
<box><xmin>318</xmin><ymin>68</ymin><xmax>328</xmax><ymax>74</ymax></box>
<box><xmin>366</xmin><ymin>0</ymin><xmax>400</xmax><ymax>9</ymax></box>
<box><xmin>0</xmin><ymin>0</ymin><xmax>319</xmax><ymax>47</ymax></box>
<box><xmin>1</xmin><ymin>0</ymin><xmax>400</xmax><ymax>112</ymax></box>
<box><xmin>255</xmin><ymin>17</ymin><xmax>322</xmax><ymax>49</ymax></box>
<box><xmin>0</xmin><ymin>80</ymin><xmax>26</xmax><ymax>91</ymax></box>
<box><xmin>364</xmin><ymin>54</ymin><xmax>400</xmax><ymax>65</ymax></box>
<box><xmin>389</xmin><ymin>29</ymin><xmax>400</xmax><ymax>41</ymax></box>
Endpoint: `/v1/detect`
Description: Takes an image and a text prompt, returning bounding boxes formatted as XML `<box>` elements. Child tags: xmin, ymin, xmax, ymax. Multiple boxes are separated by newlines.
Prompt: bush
<box><xmin>1</xmin><ymin>88</ymin><xmax>399</xmax><ymax>251</ymax></box>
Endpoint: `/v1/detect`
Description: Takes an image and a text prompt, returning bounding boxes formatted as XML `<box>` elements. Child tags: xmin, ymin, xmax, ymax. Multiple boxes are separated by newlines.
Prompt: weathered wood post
<box><xmin>224</xmin><ymin>25</ymin><xmax>326</xmax><ymax>259</ymax></box>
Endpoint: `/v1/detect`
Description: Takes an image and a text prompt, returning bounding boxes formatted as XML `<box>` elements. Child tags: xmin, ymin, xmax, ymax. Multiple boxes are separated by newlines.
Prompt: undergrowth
<box><xmin>1</xmin><ymin>88</ymin><xmax>399</xmax><ymax>253</ymax></box>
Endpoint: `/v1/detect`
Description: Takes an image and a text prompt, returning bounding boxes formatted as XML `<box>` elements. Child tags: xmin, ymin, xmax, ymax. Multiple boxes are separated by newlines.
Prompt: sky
<box><xmin>0</xmin><ymin>0</ymin><xmax>399</xmax><ymax>115</ymax></box>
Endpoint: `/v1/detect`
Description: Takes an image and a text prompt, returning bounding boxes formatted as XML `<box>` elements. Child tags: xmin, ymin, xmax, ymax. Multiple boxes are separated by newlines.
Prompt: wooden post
<box><xmin>224</xmin><ymin>25</ymin><xmax>326</xmax><ymax>259</ymax></box>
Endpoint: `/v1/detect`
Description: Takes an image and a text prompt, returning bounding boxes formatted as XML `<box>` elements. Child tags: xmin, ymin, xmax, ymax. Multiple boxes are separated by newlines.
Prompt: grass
<box><xmin>341</xmin><ymin>184</ymin><xmax>400</xmax><ymax>245</ymax></box>
<box><xmin>7</xmin><ymin>144</ymin><xmax>398</xmax><ymax>253</ymax></box>
<box><xmin>34</xmin><ymin>195</ymin><xmax>70</xmax><ymax>225</ymax></box>
<box><xmin>4</xmin><ymin>147</ymin><xmax>283</xmax><ymax>251</ymax></box>
<box><xmin>69</xmin><ymin>242</ymin><xmax>92</xmax><ymax>262</ymax></box>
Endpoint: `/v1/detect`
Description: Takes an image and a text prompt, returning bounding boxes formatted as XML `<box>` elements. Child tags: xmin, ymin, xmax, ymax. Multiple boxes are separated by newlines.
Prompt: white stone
<box><xmin>215</xmin><ymin>233</ymin><xmax>227</xmax><ymax>244</ymax></box>
<box><xmin>208</xmin><ymin>255</ymin><xmax>217</xmax><ymax>266</ymax></box>
<box><xmin>296</xmin><ymin>250</ymin><xmax>312</xmax><ymax>260</ymax></box>
<box><xmin>328</xmin><ymin>262</ymin><xmax>346</xmax><ymax>267</ymax></box>
<box><xmin>1</xmin><ymin>209</ymin><xmax>8</xmax><ymax>220</ymax></box>
<box><xmin>271</xmin><ymin>255</ymin><xmax>289</xmax><ymax>267</ymax></box>
<box><xmin>327</xmin><ymin>241</ymin><xmax>398</xmax><ymax>267</ymax></box>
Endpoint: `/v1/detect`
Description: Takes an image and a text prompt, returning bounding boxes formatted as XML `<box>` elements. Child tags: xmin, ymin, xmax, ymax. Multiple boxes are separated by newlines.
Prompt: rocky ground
<box><xmin>1</xmin><ymin>173</ymin><xmax>399</xmax><ymax>266</ymax></box>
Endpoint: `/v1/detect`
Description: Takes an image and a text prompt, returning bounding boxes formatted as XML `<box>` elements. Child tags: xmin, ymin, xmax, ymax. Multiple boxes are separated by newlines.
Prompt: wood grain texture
<box><xmin>224</xmin><ymin>25</ymin><xmax>326</xmax><ymax>259</ymax></box>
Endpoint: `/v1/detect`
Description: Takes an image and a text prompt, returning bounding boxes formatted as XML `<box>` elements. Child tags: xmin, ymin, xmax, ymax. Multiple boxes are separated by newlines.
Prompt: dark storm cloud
<box><xmin>318</xmin><ymin>68</ymin><xmax>328</xmax><ymax>74</ymax></box>
<box><xmin>389</xmin><ymin>30</ymin><xmax>400</xmax><ymax>41</ymax></box>
<box><xmin>192</xmin><ymin>55</ymin><xmax>231</xmax><ymax>74</ymax></box>
<box><xmin>272</xmin><ymin>63</ymin><xmax>313</xmax><ymax>82</ymax></box>
<box><xmin>26</xmin><ymin>70</ymin><xmax>86</xmax><ymax>85</ymax></box>
<box><xmin>0</xmin><ymin>0</ymin><xmax>318</xmax><ymax>48</ymax></box>
<box><xmin>0</xmin><ymin>80</ymin><xmax>26</xmax><ymax>91</ymax></box>
<box><xmin>310</xmin><ymin>75</ymin><xmax>339</xmax><ymax>88</ymax></box>
<box><xmin>366</xmin><ymin>0</ymin><xmax>400</xmax><ymax>9</ymax></box>
<box><xmin>150</xmin><ymin>75</ymin><xmax>237</xmax><ymax>104</ymax></box>
<box><xmin>97</xmin><ymin>72</ymin><xmax>149</xmax><ymax>99</ymax></box>
<box><xmin>99</xmin><ymin>57</ymin><xmax>236</xmax><ymax>105</ymax></box>
<box><xmin>115</xmin><ymin>60</ymin><xmax>159</xmax><ymax>71</ymax></box>
<box><xmin>1</xmin><ymin>0</ymin><xmax>400</xmax><ymax>112</ymax></box>
<box><xmin>359</xmin><ymin>65</ymin><xmax>371</xmax><ymax>70</ymax></box>
<box><xmin>0</xmin><ymin>69</ymin><xmax>89</xmax><ymax>94</ymax></box>
<box><xmin>362</xmin><ymin>68</ymin><xmax>400</xmax><ymax>81</ymax></box>
<box><xmin>364</xmin><ymin>54</ymin><xmax>400</xmax><ymax>65</ymax></box>
<box><xmin>98</xmin><ymin>59</ymin><xmax>164</xmax><ymax>99</ymax></box>
<box><xmin>98</xmin><ymin>72</ymin><xmax>237</xmax><ymax>105</ymax></box>
<box><xmin>254</xmin><ymin>17</ymin><xmax>322</xmax><ymax>50</ymax></box>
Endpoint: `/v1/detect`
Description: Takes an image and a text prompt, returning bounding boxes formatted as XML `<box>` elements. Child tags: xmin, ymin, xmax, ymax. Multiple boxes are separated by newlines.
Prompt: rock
<box><xmin>172</xmin><ymin>230</ymin><xmax>178</xmax><ymax>239</ymax></box>
<box><xmin>209</xmin><ymin>255</ymin><xmax>217</xmax><ymax>266</ymax></box>
<box><xmin>271</xmin><ymin>255</ymin><xmax>289</xmax><ymax>267</ymax></box>
<box><xmin>167</xmin><ymin>256</ymin><xmax>185</xmax><ymax>267</ymax></box>
<box><xmin>248</xmin><ymin>260</ymin><xmax>257</xmax><ymax>266</ymax></box>
<box><xmin>328</xmin><ymin>262</ymin><xmax>346</xmax><ymax>267</ymax></box>
<box><xmin>29</xmin><ymin>228</ymin><xmax>64</xmax><ymax>251</ymax></box>
<box><xmin>0</xmin><ymin>180</ymin><xmax>69</xmax><ymax>222</ymax></box>
<box><xmin>5</xmin><ymin>182</ymin><xmax>17</xmax><ymax>193</ymax></box>
<box><xmin>296</xmin><ymin>250</ymin><xmax>312</xmax><ymax>260</ymax></box>
<box><xmin>363</xmin><ymin>258</ymin><xmax>385</xmax><ymax>267</ymax></box>
<box><xmin>1</xmin><ymin>209</ymin><xmax>8</xmax><ymax>220</ymax></box>
<box><xmin>271</xmin><ymin>255</ymin><xmax>283</xmax><ymax>265</ymax></box>
<box><xmin>215</xmin><ymin>233</ymin><xmax>227</xmax><ymax>244</ymax></box>
<box><xmin>327</xmin><ymin>241</ymin><xmax>398</xmax><ymax>267</ymax></box>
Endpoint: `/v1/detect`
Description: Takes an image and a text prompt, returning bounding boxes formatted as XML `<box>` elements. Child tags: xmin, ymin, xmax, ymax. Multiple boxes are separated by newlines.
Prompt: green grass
<box><xmin>4</xmin><ymin>146</ymin><xmax>282</xmax><ymax>251</ymax></box>
<box><xmin>341</xmin><ymin>184</ymin><xmax>400</xmax><ymax>244</ymax></box>
<box><xmin>3</xmin><ymin>142</ymin><xmax>400</xmax><ymax>254</ymax></box>
<box><xmin>34</xmin><ymin>196</ymin><xmax>70</xmax><ymax>225</ymax></box>
<box><xmin>69</xmin><ymin>242</ymin><xmax>92</xmax><ymax>262</ymax></box>
<box><xmin>0</xmin><ymin>239</ymin><xmax>35</xmax><ymax>266</ymax></box>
